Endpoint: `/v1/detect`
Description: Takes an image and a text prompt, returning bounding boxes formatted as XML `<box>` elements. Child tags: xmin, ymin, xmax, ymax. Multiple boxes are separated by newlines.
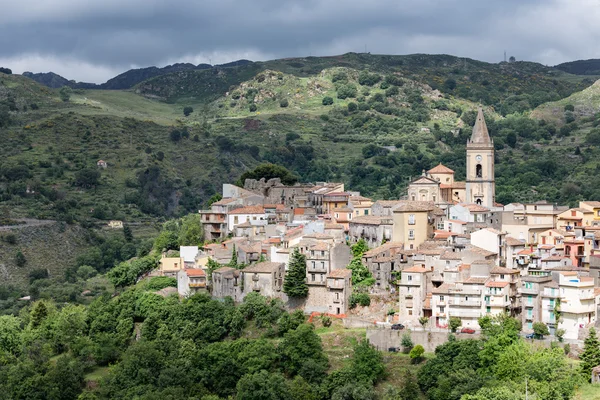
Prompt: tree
<box><xmin>283</xmin><ymin>249</ymin><xmax>309</xmax><ymax>298</ymax></box>
<box><xmin>280</xmin><ymin>99</ymin><xmax>289</xmax><ymax>108</ymax></box>
<box><xmin>401</xmin><ymin>333</ymin><xmax>414</xmax><ymax>353</ymax></box>
<box><xmin>580</xmin><ymin>327</ymin><xmax>600</xmax><ymax>379</ymax></box>
<box><xmin>400</xmin><ymin>369</ymin><xmax>419</xmax><ymax>400</ymax></box>
<box><xmin>409</xmin><ymin>344</ymin><xmax>424</xmax><ymax>363</ymax></box>
<box><xmin>347</xmin><ymin>102</ymin><xmax>358</xmax><ymax>112</ymax></box>
<box><xmin>506</xmin><ymin>131</ymin><xmax>517</xmax><ymax>148</ymax></box>
<box><xmin>183</xmin><ymin>106</ymin><xmax>193</xmax><ymax>116</ymax></box>
<box><xmin>0</xmin><ymin>67</ymin><xmax>12</xmax><ymax>74</ymax></box>
<box><xmin>249</xmin><ymin>104</ymin><xmax>257</xmax><ymax>112</ymax></box>
<box><xmin>59</xmin><ymin>86</ymin><xmax>72</xmax><ymax>102</ymax></box>
<box><xmin>555</xmin><ymin>328</ymin><xmax>566</xmax><ymax>342</ymax></box>
<box><xmin>178</xmin><ymin>214</ymin><xmax>203</xmax><ymax>246</ymax></box>
<box><xmin>75</xmin><ymin>168</ymin><xmax>100</xmax><ymax>187</ymax></box>
<box><xmin>0</xmin><ymin>315</ymin><xmax>22</xmax><ymax>354</ymax></box>
<box><xmin>238</xmin><ymin>163</ymin><xmax>298</xmax><ymax>186</ymax></box>
<box><xmin>351</xmin><ymin>239</ymin><xmax>369</xmax><ymax>258</ymax></box>
<box><xmin>228</xmin><ymin>244</ymin><xmax>238</xmax><ymax>269</ymax></box>
<box><xmin>419</xmin><ymin>316</ymin><xmax>429</xmax><ymax>329</ymax></box>
<box><xmin>279</xmin><ymin>324</ymin><xmax>328</xmax><ymax>380</ymax></box>
<box><xmin>170</xmin><ymin>129</ymin><xmax>182</xmax><ymax>142</ymax></box>
<box><xmin>351</xmin><ymin>339</ymin><xmax>385</xmax><ymax>384</ymax></box>
<box><xmin>322</xmin><ymin>96</ymin><xmax>334</xmax><ymax>106</ymax></box>
<box><xmin>236</xmin><ymin>371</ymin><xmax>290</xmax><ymax>400</ymax></box>
<box><xmin>76</xmin><ymin>265</ymin><xmax>97</xmax><ymax>280</ymax></box>
<box><xmin>15</xmin><ymin>250</ymin><xmax>26</xmax><ymax>267</ymax></box>
<box><xmin>533</xmin><ymin>322</ymin><xmax>550</xmax><ymax>339</ymax></box>
<box><xmin>123</xmin><ymin>225</ymin><xmax>133</xmax><ymax>242</ymax></box>
<box><xmin>449</xmin><ymin>316</ymin><xmax>462</xmax><ymax>333</ymax></box>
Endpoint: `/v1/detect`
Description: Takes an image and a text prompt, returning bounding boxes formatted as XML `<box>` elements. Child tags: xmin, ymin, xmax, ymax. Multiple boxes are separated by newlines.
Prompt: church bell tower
<box><xmin>466</xmin><ymin>108</ymin><xmax>495</xmax><ymax>207</ymax></box>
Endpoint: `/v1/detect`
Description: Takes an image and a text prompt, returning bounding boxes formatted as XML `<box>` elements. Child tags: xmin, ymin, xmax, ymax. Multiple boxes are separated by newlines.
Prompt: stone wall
<box><xmin>366</xmin><ymin>328</ymin><xmax>481</xmax><ymax>352</ymax></box>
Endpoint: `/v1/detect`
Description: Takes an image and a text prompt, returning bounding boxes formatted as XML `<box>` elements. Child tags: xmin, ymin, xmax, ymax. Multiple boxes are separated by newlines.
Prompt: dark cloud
<box><xmin>0</xmin><ymin>0</ymin><xmax>598</xmax><ymax>82</ymax></box>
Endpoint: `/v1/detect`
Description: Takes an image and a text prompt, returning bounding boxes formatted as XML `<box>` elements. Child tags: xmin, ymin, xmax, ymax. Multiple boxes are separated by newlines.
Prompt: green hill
<box><xmin>1</xmin><ymin>52</ymin><xmax>600</xmax><ymax>230</ymax></box>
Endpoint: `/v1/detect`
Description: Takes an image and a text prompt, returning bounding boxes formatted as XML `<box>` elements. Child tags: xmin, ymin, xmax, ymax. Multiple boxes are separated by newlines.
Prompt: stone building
<box><xmin>212</xmin><ymin>267</ymin><xmax>242</xmax><ymax>302</ymax></box>
<box><xmin>327</xmin><ymin>268</ymin><xmax>353</xmax><ymax>315</ymax></box>
<box><xmin>241</xmin><ymin>262</ymin><xmax>285</xmax><ymax>300</ymax></box>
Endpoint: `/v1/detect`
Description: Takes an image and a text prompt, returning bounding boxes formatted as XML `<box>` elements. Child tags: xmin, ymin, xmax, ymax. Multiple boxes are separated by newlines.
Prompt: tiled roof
<box><xmin>459</xmin><ymin>203</ymin><xmax>490</xmax><ymax>212</ymax></box>
<box><xmin>325</xmin><ymin>223</ymin><xmax>344</xmax><ymax>230</ymax></box>
<box><xmin>432</xmin><ymin>207</ymin><xmax>446</xmax><ymax>216</ymax></box>
<box><xmin>229</xmin><ymin>206</ymin><xmax>265</xmax><ymax>215</ymax></box>
<box><xmin>403</xmin><ymin>265</ymin><xmax>430</xmax><ymax>273</ymax></box>
<box><xmin>243</xmin><ymin>262</ymin><xmax>284</xmax><ymax>273</ymax></box>
<box><xmin>428</xmin><ymin>163</ymin><xmax>454</xmax><ymax>174</ymax></box>
<box><xmin>486</xmin><ymin>281</ymin><xmax>509</xmax><ymax>288</ymax></box>
<box><xmin>518</xmin><ymin>249</ymin><xmax>535</xmax><ymax>255</ymax></box>
<box><xmin>212</xmin><ymin>198</ymin><xmax>236</xmax><ymax>205</ymax></box>
<box><xmin>329</xmin><ymin>268</ymin><xmax>352</xmax><ymax>278</ymax></box>
<box><xmin>432</xmin><ymin>282</ymin><xmax>455</xmax><ymax>294</ymax></box>
<box><xmin>440</xmin><ymin>251</ymin><xmax>462</xmax><ymax>260</ymax></box>
<box><xmin>418</xmin><ymin>249</ymin><xmax>445</xmax><ymax>256</ymax></box>
<box><xmin>374</xmin><ymin>200</ymin><xmax>405</xmax><ymax>207</ymax></box>
<box><xmin>394</xmin><ymin>201</ymin><xmax>435</xmax><ymax>213</ymax></box>
<box><xmin>185</xmin><ymin>269</ymin><xmax>206</xmax><ymax>277</ymax></box>
<box><xmin>471</xmin><ymin>259</ymin><xmax>493</xmax><ymax>266</ymax></box>
<box><xmin>363</xmin><ymin>242</ymin><xmax>403</xmax><ymax>257</ymax></box>
<box><xmin>351</xmin><ymin>216</ymin><xmax>388</xmax><ymax>225</ymax></box>
<box><xmin>490</xmin><ymin>266</ymin><xmax>519</xmax><ymax>274</ymax></box>
<box><xmin>542</xmin><ymin>255</ymin><xmax>567</xmax><ymax>261</ymax></box>
<box><xmin>309</xmin><ymin>242</ymin><xmax>330</xmax><ymax>251</ymax></box>
<box><xmin>238</xmin><ymin>242</ymin><xmax>262</xmax><ymax>253</ymax></box>
<box><xmin>448</xmin><ymin>219</ymin><xmax>467</xmax><ymax>225</ymax></box>
<box><xmin>581</xmin><ymin>201</ymin><xmax>600</xmax><ymax>208</ymax></box>
<box><xmin>505</xmin><ymin>236</ymin><xmax>525</xmax><ymax>246</ymax></box>
<box><xmin>464</xmin><ymin>277</ymin><xmax>488</xmax><ymax>284</ymax></box>
<box><xmin>434</xmin><ymin>231</ymin><xmax>457</xmax><ymax>239</ymax></box>
<box><xmin>468</xmin><ymin>246</ymin><xmax>497</xmax><ymax>257</ymax></box>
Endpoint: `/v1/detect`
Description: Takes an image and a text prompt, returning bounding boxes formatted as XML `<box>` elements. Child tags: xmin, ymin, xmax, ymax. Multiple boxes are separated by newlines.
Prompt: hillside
<box><xmin>556</xmin><ymin>59</ymin><xmax>600</xmax><ymax>75</ymax></box>
<box><xmin>2</xmin><ymin>52</ymin><xmax>600</xmax><ymax>229</ymax></box>
<box><xmin>532</xmin><ymin>79</ymin><xmax>600</xmax><ymax>123</ymax></box>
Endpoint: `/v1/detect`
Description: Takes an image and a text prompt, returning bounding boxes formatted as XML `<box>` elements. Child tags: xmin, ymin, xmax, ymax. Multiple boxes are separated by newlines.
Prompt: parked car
<box><xmin>388</xmin><ymin>347</ymin><xmax>399</xmax><ymax>353</ymax></box>
<box><xmin>460</xmin><ymin>327</ymin><xmax>476</xmax><ymax>334</ymax></box>
<box><xmin>525</xmin><ymin>332</ymin><xmax>535</xmax><ymax>339</ymax></box>
<box><xmin>391</xmin><ymin>323</ymin><xmax>405</xmax><ymax>330</ymax></box>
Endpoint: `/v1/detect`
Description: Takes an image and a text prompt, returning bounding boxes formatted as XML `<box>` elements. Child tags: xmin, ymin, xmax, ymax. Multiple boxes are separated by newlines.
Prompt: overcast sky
<box><xmin>0</xmin><ymin>0</ymin><xmax>599</xmax><ymax>83</ymax></box>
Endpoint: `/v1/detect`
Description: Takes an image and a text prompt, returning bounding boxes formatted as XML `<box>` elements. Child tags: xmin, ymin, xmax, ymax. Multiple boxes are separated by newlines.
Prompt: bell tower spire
<box><xmin>465</xmin><ymin>107</ymin><xmax>495</xmax><ymax>208</ymax></box>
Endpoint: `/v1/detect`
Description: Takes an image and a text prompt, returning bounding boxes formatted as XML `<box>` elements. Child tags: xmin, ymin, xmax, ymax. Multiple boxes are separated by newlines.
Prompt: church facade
<box><xmin>407</xmin><ymin>107</ymin><xmax>494</xmax><ymax>208</ymax></box>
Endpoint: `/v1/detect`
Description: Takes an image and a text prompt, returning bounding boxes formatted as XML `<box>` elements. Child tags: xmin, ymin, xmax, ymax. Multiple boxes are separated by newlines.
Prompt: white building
<box><xmin>227</xmin><ymin>206</ymin><xmax>267</xmax><ymax>232</ymax></box>
<box><xmin>557</xmin><ymin>272</ymin><xmax>596</xmax><ymax>340</ymax></box>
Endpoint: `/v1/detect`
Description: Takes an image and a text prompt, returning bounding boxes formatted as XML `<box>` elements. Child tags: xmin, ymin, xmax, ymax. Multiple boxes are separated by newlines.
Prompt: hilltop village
<box><xmin>157</xmin><ymin>109</ymin><xmax>600</xmax><ymax>343</ymax></box>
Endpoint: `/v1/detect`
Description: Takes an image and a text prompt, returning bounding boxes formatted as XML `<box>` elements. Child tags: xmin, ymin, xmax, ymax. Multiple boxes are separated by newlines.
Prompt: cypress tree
<box><xmin>580</xmin><ymin>327</ymin><xmax>600</xmax><ymax>380</ymax></box>
<box><xmin>283</xmin><ymin>248</ymin><xmax>308</xmax><ymax>298</ymax></box>
<box><xmin>228</xmin><ymin>245</ymin><xmax>238</xmax><ymax>268</ymax></box>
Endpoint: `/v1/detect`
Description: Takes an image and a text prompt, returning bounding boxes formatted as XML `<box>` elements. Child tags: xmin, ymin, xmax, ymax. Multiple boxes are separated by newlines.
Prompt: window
<box><xmin>476</xmin><ymin>164</ymin><xmax>482</xmax><ymax>178</ymax></box>
<box><xmin>321</xmin><ymin>261</ymin><xmax>325</xmax><ymax>269</ymax></box>
<box><xmin>408</xmin><ymin>275</ymin><xmax>413</xmax><ymax>281</ymax></box>
<box><xmin>527</xmin><ymin>295</ymin><xmax>533</xmax><ymax>305</ymax></box>
<box><xmin>356</xmin><ymin>210</ymin><xmax>359</xmax><ymax>215</ymax></box>
<box><xmin>311</xmin><ymin>261</ymin><xmax>315</xmax><ymax>269</ymax></box>
<box><xmin>500</xmin><ymin>274</ymin><xmax>505</xmax><ymax>279</ymax></box>
<box><xmin>486</xmin><ymin>306</ymin><xmax>491</xmax><ymax>313</ymax></box>
<box><xmin>335</xmin><ymin>213</ymin><xmax>339</xmax><ymax>219</ymax></box>
<box><xmin>234</xmin><ymin>216</ymin><xmax>239</xmax><ymax>224</ymax></box>
<box><xmin>408</xmin><ymin>214</ymin><xmax>416</xmax><ymax>225</ymax></box>
<box><xmin>408</xmin><ymin>230</ymin><xmax>415</xmax><ymax>240</ymax></box>
<box><xmin>411</xmin><ymin>195</ymin><xmax>416</xmax><ymax>201</ymax></box>
<box><xmin>321</xmin><ymin>251</ymin><xmax>325</xmax><ymax>256</ymax></box>
<box><xmin>253</xmin><ymin>216</ymin><xmax>257</xmax><ymax>220</ymax></box>
<box><xmin>311</xmin><ymin>274</ymin><xmax>315</xmax><ymax>281</ymax></box>
<box><xmin>439</xmin><ymin>307</ymin><xmax>445</xmax><ymax>313</ymax></box>
<box><xmin>440</xmin><ymin>295</ymin><xmax>444</xmax><ymax>301</ymax></box>
<box><xmin>527</xmin><ymin>322</ymin><xmax>532</xmax><ymax>330</ymax></box>
<box><xmin>433</xmin><ymin>195</ymin><xmax>437</xmax><ymax>202</ymax></box>
<box><xmin>527</xmin><ymin>309</ymin><xmax>532</xmax><ymax>318</ymax></box>
<box><xmin>311</xmin><ymin>250</ymin><xmax>315</xmax><ymax>256</ymax></box>
<box><xmin>365</xmin><ymin>210</ymin><xmax>369</xmax><ymax>215</ymax></box>
<box><xmin>408</xmin><ymin>309</ymin><xmax>413</xmax><ymax>315</ymax></box>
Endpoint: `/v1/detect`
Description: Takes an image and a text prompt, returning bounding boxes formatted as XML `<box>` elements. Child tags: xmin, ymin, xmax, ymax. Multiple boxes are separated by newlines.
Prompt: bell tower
<box><xmin>466</xmin><ymin>108</ymin><xmax>495</xmax><ymax>207</ymax></box>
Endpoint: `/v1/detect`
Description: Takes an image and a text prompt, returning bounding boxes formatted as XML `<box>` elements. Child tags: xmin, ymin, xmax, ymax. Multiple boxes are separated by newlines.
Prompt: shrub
<box><xmin>347</xmin><ymin>102</ymin><xmax>357</xmax><ymax>112</ymax></box>
<box><xmin>409</xmin><ymin>344</ymin><xmax>424</xmax><ymax>363</ymax></box>
<box><xmin>279</xmin><ymin>98</ymin><xmax>289</xmax><ymax>108</ymax></box>
<box><xmin>322</xmin><ymin>96</ymin><xmax>334</xmax><ymax>106</ymax></box>
<box><xmin>320</xmin><ymin>314</ymin><xmax>332</xmax><ymax>327</ymax></box>
<box><xmin>332</xmin><ymin>71</ymin><xmax>347</xmax><ymax>83</ymax></box>
<box><xmin>15</xmin><ymin>251</ymin><xmax>26</xmax><ymax>267</ymax></box>
<box><xmin>349</xmin><ymin>293</ymin><xmax>371</xmax><ymax>308</ymax></box>
<box><xmin>249</xmin><ymin>104</ymin><xmax>257</xmax><ymax>112</ymax></box>
<box><xmin>449</xmin><ymin>316</ymin><xmax>461</xmax><ymax>333</ymax></box>
<box><xmin>533</xmin><ymin>322</ymin><xmax>550</xmax><ymax>338</ymax></box>
<box><xmin>337</xmin><ymin>84</ymin><xmax>357</xmax><ymax>99</ymax></box>
<box><xmin>564</xmin><ymin>104</ymin><xmax>575</xmax><ymax>112</ymax></box>
<box><xmin>556</xmin><ymin>328</ymin><xmax>566</xmax><ymax>342</ymax></box>
<box><xmin>170</xmin><ymin>130</ymin><xmax>181</xmax><ymax>142</ymax></box>
<box><xmin>183</xmin><ymin>106</ymin><xmax>193</xmax><ymax>116</ymax></box>
<box><xmin>358</xmin><ymin>71</ymin><xmax>381</xmax><ymax>86</ymax></box>
<box><xmin>1</xmin><ymin>233</ymin><xmax>17</xmax><ymax>244</ymax></box>
<box><xmin>385</xmin><ymin>86</ymin><xmax>399</xmax><ymax>97</ymax></box>
<box><xmin>401</xmin><ymin>333</ymin><xmax>414</xmax><ymax>353</ymax></box>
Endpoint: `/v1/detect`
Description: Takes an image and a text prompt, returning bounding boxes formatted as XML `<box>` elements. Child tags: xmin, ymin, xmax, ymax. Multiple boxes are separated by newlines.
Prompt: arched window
<box><xmin>476</xmin><ymin>164</ymin><xmax>482</xmax><ymax>178</ymax></box>
<box><xmin>476</xmin><ymin>199</ymin><xmax>482</xmax><ymax>205</ymax></box>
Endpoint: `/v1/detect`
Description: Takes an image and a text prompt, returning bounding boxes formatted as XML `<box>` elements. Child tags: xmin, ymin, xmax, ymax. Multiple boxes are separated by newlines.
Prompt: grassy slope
<box><xmin>532</xmin><ymin>79</ymin><xmax>600</xmax><ymax>124</ymax></box>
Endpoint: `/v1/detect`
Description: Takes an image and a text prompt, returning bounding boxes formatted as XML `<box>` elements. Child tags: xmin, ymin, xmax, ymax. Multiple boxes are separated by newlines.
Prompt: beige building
<box><xmin>159</xmin><ymin>253</ymin><xmax>184</xmax><ymax>277</ymax></box>
<box><xmin>177</xmin><ymin>269</ymin><xmax>207</xmax><ymax>296</ymax></box>
<box><xmin>327</xmin><ymin>268</ymin><xmax>353</xmax><ymax>315</ymax></box>
<box><xmin>393</xmin><ymin>202</ymin><xmax>434</xmax><ymax>250</ymax></box>
<box><xmin>557</xmin><ymin>271</ymin><xmax>596</xmax><ymax>340</ymax></box>
<box><xmin>398</xmin><ymin>265</ymin><xmax>432</xmax><ymax>323</ymax></box>
<box><xmin>465</xmin><ymin>108</ymin><xmax>495</xmax><ymax>208</ymax></box>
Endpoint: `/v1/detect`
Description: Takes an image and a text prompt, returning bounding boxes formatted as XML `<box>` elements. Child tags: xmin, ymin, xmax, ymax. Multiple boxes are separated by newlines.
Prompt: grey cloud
<box><xmin>0</xmin><ymin>0</ymin><xmax>596</xmax><ymax>82</ymax></box>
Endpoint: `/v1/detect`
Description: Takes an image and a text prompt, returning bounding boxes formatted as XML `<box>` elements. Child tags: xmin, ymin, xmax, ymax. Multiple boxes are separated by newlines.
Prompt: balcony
<box><xmin>518</xmin><ymin>288</ymin><xmax>538</xmax><ymax>296</ymax></box>
<box><xmin>448</xmin><ymin>299</ymin><xmax>482</xmax><ymax>307</ymax></box>
<box><xmin>309</xmin><ymin>280</ymin><xmax>326</xmax><ymax>286</ymax></box>
<box><xmin>580</xmin><ymin>293</ymin><xmax>597</xmax><ymax>300</ymax></box>
<box><xmin>308</xmin><ymin>265</ymin><xmax>328</xmax><ymax>273</ymax></box>
<box><xmin>189</xmin><ymin>282</ymin><xmax>207</xmax><ymax>288</ymax></box>
<box><xmin>452</xmin><ymin>310</ymin><xmax>482</xmax><ymax>318</ymax></box>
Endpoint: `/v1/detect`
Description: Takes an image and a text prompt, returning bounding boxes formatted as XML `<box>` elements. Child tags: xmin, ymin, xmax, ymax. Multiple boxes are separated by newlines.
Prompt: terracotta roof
<box><xmin>185</xmin><ymin>269</ymin><xmax>206</xmax><ymax>277</ymax></box>
<box><xmin>243</xmin><ymin>262</ymin><xmax>284</xmax><ymax>273</ymax></box>
<box><xmin>448</xmin><ymin>219</ymin><xmax>467</xmax><ymax>225</ymax></box>
<box><xmin>459</xmin><ymin>203</ymin><xmax>490</xmax><ymax>212</ymax></box>
<box><xmin>505</xmin><ymin>236</ymin><xmax>525</xmax><ymax>246</ymax></box>
<box><xmin>581</xmin><ymin>277</ymin><xmax>594</xmax><ymax>282</ymax></box>
<box><xmin>236</xmin><ymin>221</ymin><xmax>253</xmax><ymax>228</ymax></box>
<box><xmin>394</xmin><ymin>201</ymin><xmax>435</xmax><ymax>213</ymax></box>
<box><xmin>349</xmin><ymin>195</ymin><xmax>372</xmax><ymax>202</ymax></box>
<box><xmin>434</xmin><ymin>231</ymin><xmax>456</xmax><ymax>239</ymax></box>
<box><xmin>432</xmin><ymin>282</ymin><xmax>455</xmax><ymax>294</ymax></box>
<box><xmin>440</xmin><ymin>251</ymin><xmax>462</xmax><ymax>260</ymax></box>
<box><xmin>486</xmin><ymin>281</ymin><xmax>509</xmax><ymax>288</ymax></box>
<box><xmin>468</xmin><ymin>246</ymin><xmax>497</xmax><ymax>257</ymax></box>
<box><xmin>518</xmin><ymin>249</ymin><xmax>535</xmax><ymax>255</ymax></box>
<box><xmin>329</xmin><ymin>268</ymin><xmax>352</xmax><ymax>278</ymax></box>
<box><xmin>374</xmin><ymin>200</ymin><xmax>405</xmax><ymax>208</ymax></box>
<box><xmin>403</xmin><ymin>265</ymin><xmax>430</xmax><ymax>273</ymax></box>
<box><xmin>325</xmin><ymin>223</ymin><xmax>344</xmax><ymax>230</ymax></box>
<box><xmin>560</xmin><ymin>271</ymin><xmax>578</xmax><ymax>276</ymax></box>
<box><xmin>490</xmin><ymin>266</ymin><xmax>519</xmax><ymax>274</ymax></box>
<box><xmin>304</xmin><ymin>233</ymin><xmax>334</xmax><ymax>240</ymax></box>
<box><xmin>351</xmin><ymin>216</ymin><xmax>388</xmax><ymax>225</ymax></box>
<box><xmin>594</xmin><ymin>287</ymin><xmax>600</xmax><ymax>296</ymax></box>
<box><xmin>309</xmin><ymin>242</ymin><xmax>330</xmax><ymax>251</ymax></box>
<box><xmin>581</xmin><ymin>201</ymin><xmax>600</xmax><ymax>208</ymax></box>
<box><xmin>363</xmin><ymin>242</ymin><xmax>404</xmax><ymax>257</ymax></box>
<box><xmin>229</xmin><ymin>206</ymin><xmax>265</xmax><ymax>215</ymax></box>
<box><xmin>543</xmin><ymin>255</ymin><xmax>567</xmax><ymax>261</ymax></box>
<box><xmin>418</xmin><ymin>249</ymin><xmax>445</xmax><ymax>256</ymax></box>
<box><xmin>428</xmin><ymin>163</ymin><xmax>454</xmax><ymax>174</ymax></box>
<box><xmin>432</xmin><ymin>207</ymin><xmax>446</xmax><ymax>216</ymax></box>
<box><xmin>212</xmin><ymin>198</ymin><xmax>236</xmax><ymax>205</ymax></box>
<box><xmin>441</xmin><ymin>182</ymin><xmax>466</xmax><ymax>189</ymax></box>
<box><xmin>464</xmin><ymin>277</ymin><xmax>488</xmax><ymax>284</ymax></box>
